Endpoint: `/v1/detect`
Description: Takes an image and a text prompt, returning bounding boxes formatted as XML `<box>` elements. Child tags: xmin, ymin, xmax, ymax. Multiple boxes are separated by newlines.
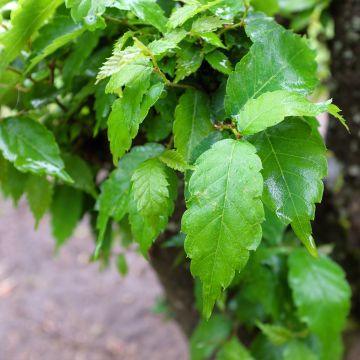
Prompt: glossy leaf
<box><xmin>288</xmin><ymin>249</ymin><xmax>351</xmax><ymax>360</ymax></box>
<box><xmin>0</xmin><ymin>117</ymin><xmax>72</xmax><ymax>182</ymax></box>
<box><xmin>250</xmin><ymin>118</ymin><xmax>327</xmax><ymax>255</ymax></box>
<box><xmin>182</xmin><ymin>139</ymin><xmax>264</xmax><ymax>317</ymax></box>
<box><xmin>234</xmin><ymin>90</ymin><xmax>332</xmax><ymax>136</ymax></box>
<box><xmin>175</xmin><ymin>44</ymin><xmax>204</xmax><ymax>82</ymax></box>
<box><xmin>205</xmin><ymin>50</ymin><xmax>233</xmax><ymax>75</ymax></box>
<box><xmin>173</xmin><ymin>89</ymin><xmax>213</xmax><ymax>161</ymax></box>
<box><xmin>159</xmin><ymin>149</ymin><xmax>191</xmax><ymax>172</ymax></box>
<box><xmin>225</xmin><ymin>15</ymin><xmax>317</xmax><ymax>116</ymax></box>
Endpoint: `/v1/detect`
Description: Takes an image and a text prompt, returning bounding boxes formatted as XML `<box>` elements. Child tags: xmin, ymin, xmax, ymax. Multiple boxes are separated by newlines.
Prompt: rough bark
<box><xmin>316</xmin><ymin>0</ymin><xmax>360</xmax><ymax>318</ymax></box>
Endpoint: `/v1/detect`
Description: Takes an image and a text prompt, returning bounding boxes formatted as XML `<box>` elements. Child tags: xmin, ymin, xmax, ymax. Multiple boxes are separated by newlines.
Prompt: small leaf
<box><xmin>257</xmin><ymin>322</ymin><xmax>293</xmax><ymax>346</ymax></box>
<box><xmin>51</xmin><ymin>186</ymin><xmax>83</xmax><ymax>248</ymax></box>
<box><xmin>289</xmin><ymin>249</ymin><xmax>351</xmax><ymax>360</ymax></box>
<box><xmin>183</xmin><ymin>139</ymin><xmax>264</xmax><ymax>318</ymax></box>
<box><xmin>116</xmin><ymin>254</ymin><xmax>128</xmax><ymax>276</ymax></box>
<box><xmin>0</xmin><ymin>117</ymin><xmax>72</xmax><ymax>182</ymax></box>
<box><xmin>191</xmin><ymin>15</ymin><xmax>226</xmax><ymax>33</ymax></box>
<box><xmin>216</xmin><ymin>337</ymin><xmax>254</xmax><ymax>360</ymax></box>
<box><xmin>159</xmin><ymin>149</ymin><xmax>192</xmax><ymax>172</ymax></box>
<box><xmin>234</xmin><ymin>90</ymin><xmax>333</xmax><ymax>136</ymax></box>
<box><xmin>175</xmin><ymin>44</ymin><xmax>204</xmax><ymax>82</ymax></box>
<box><xmin>174</xmin><ymin>89</ymin><xmax>213</xmax><ymax>161</ymax></box>
<box><xmin>26</xmin><ymin>174</ymin><xmax>53</xmax><ymax>228</ymax></box>
<box><xmin>148</xmin><ymin>29</ymin><xmax>187</xmax><ymax>55</ymax></box>
<box><xmin>190</xmin><ymin>314</ymin><xmax>232</xmax><ymax>360</ymax></box>
<box><xmin>205</xmin><ymin>50</ymin><xmax>232</xmax><ymax>75</ymax></box>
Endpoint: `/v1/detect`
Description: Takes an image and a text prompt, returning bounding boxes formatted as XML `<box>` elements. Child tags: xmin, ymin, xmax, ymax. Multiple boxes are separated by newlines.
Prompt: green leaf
<box><xmin>288</xmin><ymin>249</ymin><xmax>351</xmax><ymax>360</ymax></box>
<box><xmin>26</xmin><ymin>174</ymin><xmax>53</xmax><ymax>228</ymax></box>
<box><xmin>175</xmin><ymin>44</ymin><xmax>204</xmax><ymax>82</ymax></box>
<box><xmin>0</xmin><ymin>117</ymin><xmax>72</xmax><ymax>182</ymax></box>
<box><xmin>62</xmin><ymin>153</ymin><xmax>97</xmax><ymax>197</ymax></box>
<box><xmin>51</xmin><ymin>186</ymin><xmax>83</xmax><ymax>248</ymax></box>
<box><xmin>131</xmin><ymin>158</ymin><xmax>169</xmax><ymax>222</ymax></box>
<box><xmin>27</xmin><ymin>15</ymin><xmax>85</xmax><ymax>71</ymax></box>
<box><xmin>225</xmin><ymin>15</ymin><xmax>317</xmax><ymax>116</ymax></box>
<box><xmin>199</xmin><ymin>32</ymin><xmax>226</xmax><ymax>48</ymax></box>
<box><xmin>174</xmin><ymin>89</ymin><xmax>213</xmax><ymax>161</ymax></box>
<box><xmin>94</xmin><ymin>81</ymin><xmax>116</xmax><ymax>135</ymax></box>
<box><xmin>0</xmin><ymin>0</ymin><xmax>62</xmax><ymax>71</ymax></box>
<box><xmin>116</xmin><ymin>254</ymin><xmax>128</xmax><ymax>276</ymax></box>
<box><xmin>249</xmin><ymin>117</ymin><xmax>327</xmax><ymax>255</ymax></box>
<box><xmin>205</xmin><ymin>50</ymin><xmax>232</xmax><ymax>75</ymax></box>
<box><xmin>216</xmin><ymin>337</ymin><xmax>254</xmax><ymax>360</ymax></box>
<box><xmin>234</xmin><ymin>90</ymin><xmax>332</xmax><ymax>136</ymax></box>
<box><xmin>257</xmin><ymin>323</ymin><xmax>293</xmax><ymax>346</ymax></box>
<box><xmin>262</xmin><ymin>206</ymin><xmax>286</xmax><ymax>245</ymax></box>
<box><xmin>190</xmin><ymin>314</ymin><xmax>232</xmax><ymax>360</ymax></box>
<box><xmin>148</xmin><ymin>29</ymin><xmax>187</xmax><ymax>55</ymax></box>
<box><xmin>191</xmin><ymin>15</ymin><xmax>226</xmax><ymax>33</ymax></box>
<box><xmin>182</xmin><ymin>139</ymin><xmax>264</xmax><ymax>318</ymax></box>
<box><xmin>159</xmin><ymin>149</ymin><xmax>191</xmax><ymax>172</ymax></box>
<box><xmin>96</xmin><ymin>143</ymin><xmax>164</xmax><ymax>242</ymax></box>
<box><xmin>283</xmin><ymin>340</ymin><xmax>317</xmax><ymax>360</ymax></box>
<box><xmin>279</xmin><ymin>0</ymin><xmax>320</xmax><ymax>12</ymax></box>
<box><xmin>251</xmin><ymin>0</ymin><xmax>279</xmax><ymax>15</ymax></box>
<box><xmin>107</xmin><ymin>70</ymin><xmax>158</xmax><ymax>163</ymax></box>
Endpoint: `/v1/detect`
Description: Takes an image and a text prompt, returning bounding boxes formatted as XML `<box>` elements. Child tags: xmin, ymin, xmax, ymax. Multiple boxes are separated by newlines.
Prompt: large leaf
<box><xmin>225</xmin><ymin>15</ymin><xmax>317</xmax><ymax>116</ymax></box>
<box><xmin>234</xmin><ymin>90</ymin><xmax>332</xmax><ymax>136</ymax></box>
<box><xmin>27</xmin><ymin>15</ymin><xmax>85</xmax><ymax>71</ymax></box>
<box><xmin>26</xmin><ymin>174</ymin><xmax>53</xmax><ymax>228</ymax></box>
<box><xmin>182</xmin><ymin>139</ymin><xmax>264</xmax><ymax>317</ymax></box>
<box><xmin>249</xmin><ymin>117</ymin><xmax>327</xmax><ymax>255</ymax></box>
<box><xmin>51</xmin><ymin>186</ymin><xmax>83</xmax><ymax>248</ymax></box>
<box><xmin>173</xmin><ymin>89</ymin><xmax>213</xmax><ymax>162</ymax></box>
<box><xmin>0</xmin><ymin>117</ymin><xmax>71</xmax><ymax>182</ymax></box>
<box><xmin>288</xmin><ymin>249</ymin><xmax>351</xmax><ymax>360</ymax></box>
<box><xmin>0</xmin><ymin>0</ymin><xmax>62</xmax><ymax>71</ymax></box>
<box><xmin>96</xmin><ymin>144</ymin><xmax>164</xmax><ymax>242</ymax></box>
<box><xmin>190</xmin><ymin>314</ymin><xmax>232</xmax><ymax>360</ymax></box>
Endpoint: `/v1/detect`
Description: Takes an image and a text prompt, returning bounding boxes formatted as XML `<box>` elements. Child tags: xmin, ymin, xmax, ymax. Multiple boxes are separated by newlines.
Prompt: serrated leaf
<box><xmin>174</xmin><ymin>89</ymin><xmax>213</xmax><ymax>161</ymax></box>
<box><xmin>190</xmin><ymin>314</ymin><xmax>232</xmax><ymax>360</ymax></box>
<box><xmin>148</xmin><ymin>29</ymin><xmax>187</xmax><ymax>55</ymax></box>
<box><xmin>225</xmin><ymin>15</ymin><xmax>317</xmax><ymax>116</ymax></box>
<box><xmin>191</xmin><ymin>15</ymin><xmax>226</xmax><ymax>33</ymax></box>
<box><xmin>94</xmin><ymin>81</ymin><xmax>116</xmax><ymax>135</ymax></box>
<box><xmin>51</xmin><ymin>185</ymin><xmax>83</xmax><ymax>248</ymax></box>
<box><xmin>0</xmin><ymin>0</ymin><xmax>62</xmax><ymax>71</ymax></box>
<box><xmin>27</xmin><ymin>15</ymin><xmax>85</xmax><ymax>71</ymax></box>
<box><xmin>234</xmin><ymin>90</ymin><xmax>333</xmax><ymax>136</ymax></box>
<box><xmin>62</xmin><ymin>153</ymin><xmax>97</xmax><ymax>197</ymax></box>
<box><xmin>288</xmin><ymin>249</ymin><xmax>351</xmax><ymax>360</ymax></box>
<box><xmin>107</xmin><ymin>70</ymin><xmax>153</xmax><ymax>163</ymax></box>
<box><xmin>96</xmin><ymin>143</ymin><xmax>164</xmax><ymax>242</ymax></box>
<box><xmin>182</xmin><ymin>139</ymin><xmax>264</xmax><ymax>317</ymax></box>
<box><xmin>249</xmin><ymin>117</ymin><xmax>327</xmax><ymax>255</ymax></box>
<box><xmin>159</xmin><ymin>149</ymin><xmax>191</xmax><ymax>172</ymax></box>
<box><xmin>26</xmin><ymin>174</ymin><xmax>53</xmax><ymax>228</ymax></box>
<box><xmin>216</xmin><ymin>337</ymin><xmax>254</xmax><ymax>360</ymax></box>
<box><xmin>262</xmin><ymin>206</ymin><xmax>286</xmax><ymax>245</ymax></box>
<box><xmin>131</xmin><ymin>158</ymin><xmax>169</xmax><ymax>221</ymax></box>
<box><xmin>205</xmin><ymin>50</ymin><xmax>232</xmax><ymax>75</ymax></box>
<box><xmin>0</xmin><ymin>117</ymin><xmax>72</xmax><ymax>182</ymax></box>
<box><xmin>175</xmin><ymin>43</ymin><xmax>204</xmax><ymax>82</ymax></box>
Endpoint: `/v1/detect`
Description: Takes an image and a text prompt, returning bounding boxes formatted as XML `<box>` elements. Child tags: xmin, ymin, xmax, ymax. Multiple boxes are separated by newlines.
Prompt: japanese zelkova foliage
<box><xmin>0</xmin><ymin>0</ymin><xmax>351</xmax><ymax>359</ymax></box>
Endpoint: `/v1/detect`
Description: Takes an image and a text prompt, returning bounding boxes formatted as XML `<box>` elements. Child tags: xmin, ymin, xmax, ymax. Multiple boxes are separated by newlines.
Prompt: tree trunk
<box><xmin>316</xmin><ymin>0</ymin><xmax>360</xmax><ymax>318</ymax></box>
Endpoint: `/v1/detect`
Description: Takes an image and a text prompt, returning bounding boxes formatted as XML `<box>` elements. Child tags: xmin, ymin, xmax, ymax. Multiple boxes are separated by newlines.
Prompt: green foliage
<box><xmin>0</xmin><ymin>1</ymin><xmax>351</xmax><ymax>358</ymax></box>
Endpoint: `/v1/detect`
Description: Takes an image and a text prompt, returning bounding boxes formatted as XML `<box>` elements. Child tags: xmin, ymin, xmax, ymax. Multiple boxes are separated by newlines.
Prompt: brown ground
<box><xmin>0</xmin><ymin>198</ymin><xmax>188</xmax><ymax>360</ymax></box>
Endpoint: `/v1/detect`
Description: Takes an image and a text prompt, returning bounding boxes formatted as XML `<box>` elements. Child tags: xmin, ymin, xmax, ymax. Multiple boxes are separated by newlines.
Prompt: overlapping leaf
<box><xmin>183</xmin><ymin>139</ymin><xmax>264</xmax><ymax>317</ymax></box>
<box><xmin>249</xmin><ymin>117</ymin><xmax>327</xmax><ymax>255</ymax></box>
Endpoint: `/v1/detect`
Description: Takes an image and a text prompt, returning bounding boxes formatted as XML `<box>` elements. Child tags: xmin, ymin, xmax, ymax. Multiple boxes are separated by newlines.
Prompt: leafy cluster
<box><xmin>0</xmin><ymin>0</ymin><xmax>350</xmax><ymax>359</ymax></box>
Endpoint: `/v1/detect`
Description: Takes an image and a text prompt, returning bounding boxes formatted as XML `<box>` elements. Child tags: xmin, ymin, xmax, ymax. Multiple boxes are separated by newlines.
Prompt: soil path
<box><xmin>0</xmin><ymin>198</ymin><xmax>188</xmax><ymax>360</ymax></box>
